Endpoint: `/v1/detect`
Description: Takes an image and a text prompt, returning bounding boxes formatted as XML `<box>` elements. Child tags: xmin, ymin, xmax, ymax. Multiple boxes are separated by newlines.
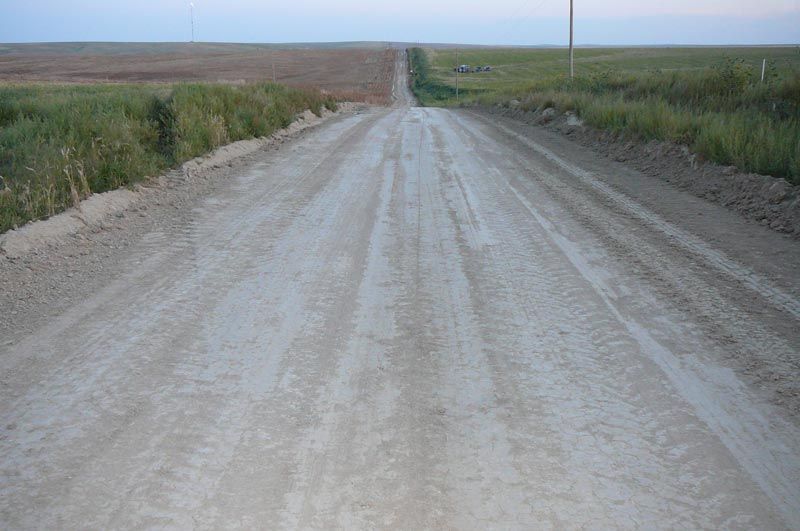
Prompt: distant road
<box><xmin>1</xmin><ymin>52</ymin><xmax>799</xmax><ymax>529</ymax></box>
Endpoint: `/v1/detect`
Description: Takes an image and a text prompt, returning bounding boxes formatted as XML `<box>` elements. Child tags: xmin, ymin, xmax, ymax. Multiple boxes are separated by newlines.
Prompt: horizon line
<box><xmin>2</xmin><ymin>40</ymin><xmax>799</xmax><ymax>47</ymax></box>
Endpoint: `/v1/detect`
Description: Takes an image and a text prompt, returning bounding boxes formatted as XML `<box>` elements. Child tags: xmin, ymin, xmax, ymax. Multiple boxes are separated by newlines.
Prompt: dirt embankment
<box><xmin>483</xmin><ymin>105</ymin><xmax>800</xmax><ymax>237</ymax></box>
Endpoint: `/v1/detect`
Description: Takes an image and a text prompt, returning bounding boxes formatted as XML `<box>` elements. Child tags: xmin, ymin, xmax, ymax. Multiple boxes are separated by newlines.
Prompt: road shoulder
<box><xmin>0</xmin><ymin>104</ymin><xmax>367</xmax><ymax>345</ymax></box>
<box><xmin>478</xmin><ymin>105</ymin><xmax>800</xmax><ymax>238</ymax></box>
<box><xmin>462</xmin><ymin>107</ymin><xmax>800</xmax><ymax>419</ymax></box>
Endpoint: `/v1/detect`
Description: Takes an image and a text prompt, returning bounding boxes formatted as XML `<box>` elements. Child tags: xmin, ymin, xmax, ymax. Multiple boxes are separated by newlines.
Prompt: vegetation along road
<box><xmin>1</xmin><ymin>51</ymin><xmax>799</xmax><ymax>528</ymax></box>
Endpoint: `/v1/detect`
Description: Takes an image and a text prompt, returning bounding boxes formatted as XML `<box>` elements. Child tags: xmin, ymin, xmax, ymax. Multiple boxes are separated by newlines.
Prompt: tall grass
<box><xmin>409</xmin><ymin>48</ymin><xmax>800</xmax><ymax>183</ymax></box>
<box><xmin>0</xmin><ymin>83</ymin><xmax>337</xmax><ymax>233</ymax></box>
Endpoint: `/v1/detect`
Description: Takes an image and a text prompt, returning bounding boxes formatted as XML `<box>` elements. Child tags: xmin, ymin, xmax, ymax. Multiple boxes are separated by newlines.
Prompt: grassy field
<box><xmin>0</xmin><ymin>82</ymin><xmax>337</xmax><ymax>233</ymax></box>
<box><xmin>410</xmin><ymin>47</ymin><xmax>800</xmax><ymax>182</ymax></box>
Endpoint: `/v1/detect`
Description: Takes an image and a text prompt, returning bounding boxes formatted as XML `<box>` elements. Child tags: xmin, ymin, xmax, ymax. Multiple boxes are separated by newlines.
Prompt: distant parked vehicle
<box><xmin>456</xmin><ymin>65</ymin><xmax>471</xmax><ymax>73</ymax></box>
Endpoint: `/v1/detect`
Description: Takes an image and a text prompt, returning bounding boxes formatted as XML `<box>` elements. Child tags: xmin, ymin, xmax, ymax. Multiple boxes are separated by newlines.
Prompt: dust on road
<box><xmin>1</xmin><ymin>53</ymin><xmax>799</xmax><ymax>529</ymax></box>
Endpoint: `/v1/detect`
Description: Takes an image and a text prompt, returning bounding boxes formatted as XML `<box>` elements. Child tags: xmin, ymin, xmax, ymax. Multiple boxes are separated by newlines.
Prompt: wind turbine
<box><xmin>189</xmin><ymin>3</ymin><xmax>196</xmax><ymax>43</ymax></box>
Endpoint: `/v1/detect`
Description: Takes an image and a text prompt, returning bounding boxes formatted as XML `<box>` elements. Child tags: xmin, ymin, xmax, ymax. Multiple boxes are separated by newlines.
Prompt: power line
<box><xmin>498</xmin><ymin>0</ymin><xmax>536</xmax><ymax>26</ymax></box>
<box><xmin>488</xmin><ymin>0</ymin><xmax>575</xmax><ymax>78</ymax></box>
<box><xmin>499</xmin><ymin>0</ymin><xmax>552</xmax><ymax>41</ymax></box>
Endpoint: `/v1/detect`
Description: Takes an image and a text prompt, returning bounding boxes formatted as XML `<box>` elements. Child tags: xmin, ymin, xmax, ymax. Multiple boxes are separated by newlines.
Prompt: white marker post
<box><xmin>761</xmin><ymin>59</ymin><xmax>766</xmax><ymax>83</ymax></box>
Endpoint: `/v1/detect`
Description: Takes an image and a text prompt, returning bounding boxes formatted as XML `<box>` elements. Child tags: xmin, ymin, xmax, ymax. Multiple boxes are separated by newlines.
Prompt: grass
<box><xmin>409</xmin><ymin>46</ymin><xmax>800</xmax><ymax>183</ymax></box>
<box><xmin>0</xmin><ymin>82</ymin><xmax>337</xmax><ymax>234</ymax></box>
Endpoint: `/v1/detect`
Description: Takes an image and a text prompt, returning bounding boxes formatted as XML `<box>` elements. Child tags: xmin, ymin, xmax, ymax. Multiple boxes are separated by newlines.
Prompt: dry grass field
<box><xmin>0</xmin><ymin>43</ymin><xmax>396</xmax><ymax>103</ymax></box>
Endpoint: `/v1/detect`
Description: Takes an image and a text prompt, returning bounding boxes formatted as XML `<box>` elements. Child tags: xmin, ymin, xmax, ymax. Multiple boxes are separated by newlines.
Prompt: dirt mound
<box><xmin>486</xmin><ymin>105</ymin><xmax>800</xmax><ymax>237</ymax></box>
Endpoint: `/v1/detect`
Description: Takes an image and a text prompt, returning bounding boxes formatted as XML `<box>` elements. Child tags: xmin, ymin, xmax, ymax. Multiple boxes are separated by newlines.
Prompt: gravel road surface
<box><xmin>2</xmin><ymin>53</ymin><xmax>799</xmax><ymax>529</ymax></box>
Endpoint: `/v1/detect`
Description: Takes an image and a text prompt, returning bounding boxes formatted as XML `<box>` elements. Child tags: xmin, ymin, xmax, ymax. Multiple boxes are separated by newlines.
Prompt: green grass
<box><xmin>0</xmin><ymin>82</ymin><xmax>337</xmax><ymax>233</ymax></box>
<box><xmin>409</xmin><ymin>47</ymin><xmax>800</xmax><ymax>183</ymax></box>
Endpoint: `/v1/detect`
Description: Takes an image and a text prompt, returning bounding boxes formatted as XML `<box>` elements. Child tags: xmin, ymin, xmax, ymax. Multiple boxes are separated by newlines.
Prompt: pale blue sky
<box><xmin>1</xmin><ymin>0</ymin><xmax>799</xmax><ymax>45</ymax></box>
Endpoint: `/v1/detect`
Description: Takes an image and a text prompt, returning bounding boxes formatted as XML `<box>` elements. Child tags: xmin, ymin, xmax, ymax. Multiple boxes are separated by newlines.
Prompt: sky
<box><xmin>1</xmin><ymin>0</ymin><xmax>799</xmax><ymax>45</ymax></box>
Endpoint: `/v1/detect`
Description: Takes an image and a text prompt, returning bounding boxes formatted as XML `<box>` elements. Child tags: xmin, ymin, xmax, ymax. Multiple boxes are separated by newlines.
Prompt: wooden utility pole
<box><xmin>569</xmin><ymin>0</ymin><xmax>574</xmax><ymax>78</ymax></box>
<box><xmin>456</xmin><ymin>50</ymin><xmax>460</xmax><ymax>101</ymax></box>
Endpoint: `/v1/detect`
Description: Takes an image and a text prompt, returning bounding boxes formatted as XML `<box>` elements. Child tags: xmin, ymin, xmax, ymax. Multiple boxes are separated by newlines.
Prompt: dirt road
<box><xmin>2</xmin><ymin>54</ymin><xmax>799</xmax><ymax>529</ymax></box>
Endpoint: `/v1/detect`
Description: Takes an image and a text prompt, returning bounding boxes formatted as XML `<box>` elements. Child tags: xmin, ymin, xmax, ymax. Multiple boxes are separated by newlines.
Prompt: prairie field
<box><xmin>0</xmin><ymin>43</ymin><xmax>397</xmax><ymax>104</ymax></box>
<box><xmin>410</xmin><ymin>46</ymin><xmax>800</xmax><ymax>182</ymax></box>
<box><xmin>423</xmin><ymin>47</ymin><xmax>800</xmax><ymax>93</ymax></box>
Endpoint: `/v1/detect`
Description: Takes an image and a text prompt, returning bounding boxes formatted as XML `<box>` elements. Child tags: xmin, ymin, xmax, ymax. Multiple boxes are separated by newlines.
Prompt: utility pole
<box><xmin>266</xmin><ymin>47</ymin><xmax>277</xmax><ymax>83</ymax></box>
<box><xmin>456</xmin><ymin>50</ymin><xmax>460</xmax><ymax>101</ymax></box>
<box><xmin>569</xmin><ymin>0</ymin><xmax>574</xmax><ymax>79</ymax></box>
